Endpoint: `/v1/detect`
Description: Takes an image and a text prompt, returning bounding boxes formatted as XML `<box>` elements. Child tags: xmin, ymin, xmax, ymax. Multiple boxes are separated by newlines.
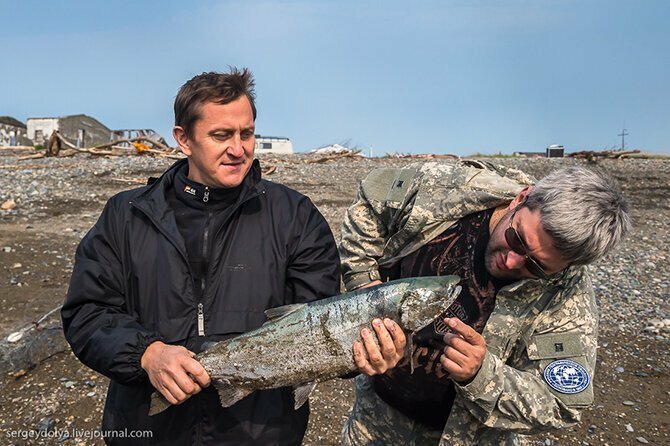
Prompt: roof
<box><xmin>27</xmin><ymin>114</ymin><xmax>110</xmax><ymax>132</ymax></box>
<box><xmin>255</xmin><ymin>134</ymin><xmax>289</xmax><ymax>141</ymax></box>
<box><xmin>0</xmin><ymin>116</ymin><xmax>26</xmax><ymax>128</ymax></box>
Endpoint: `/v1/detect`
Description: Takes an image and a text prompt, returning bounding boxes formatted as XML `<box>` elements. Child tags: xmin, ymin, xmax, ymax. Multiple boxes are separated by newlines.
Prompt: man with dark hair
<box><xmin>62</xmin><ymin>68</ymin><xmax>403</xmax><ymax>445</ymax></box>
<box><xmin>339</xmin><ymin>161</ymin><xmax>630</xmax><ymax>445</ymax></box>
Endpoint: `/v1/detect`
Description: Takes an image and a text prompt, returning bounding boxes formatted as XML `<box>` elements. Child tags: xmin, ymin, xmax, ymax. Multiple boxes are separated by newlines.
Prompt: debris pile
<box><xmin>18</xmin><ymin>130</ymin><xmax>184</xmax><ymax>161</ymax></box>
<box><xmin>385</xmin><ymin>152</ymin><xmax>460</xmax><ymax>160</ymax></box>
<box><xmin>568</xmin><ymin>149</ymin><xmax>642</xmax><ymax>161</ymax></box>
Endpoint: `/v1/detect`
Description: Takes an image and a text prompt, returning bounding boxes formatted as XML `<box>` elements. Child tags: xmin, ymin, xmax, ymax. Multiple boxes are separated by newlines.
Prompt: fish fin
<box><xmin>148</xmin><ymin>391</ymin><xmax>172</xmax><ymax>416</ymax></box>
<box><xmin>293</xmin><ymin>382</ymin><xmax>317</xmax><ymax>409</ymax></box>
<box><xmin>264</xmin><ymin>303</ymin><xmax>306</xmax><ymax>322</ymax></box>
<box><xmin>214</xmin><ymin>380</ymin><xmax>253</xmax><ymax>408</ymax></box>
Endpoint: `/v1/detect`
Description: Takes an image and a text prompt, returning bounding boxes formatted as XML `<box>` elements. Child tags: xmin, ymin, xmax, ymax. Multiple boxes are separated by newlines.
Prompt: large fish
<box><xmin>149</xmin><ymin>275</ymin><xmax>461</xmax><ymax>415</ymax></box>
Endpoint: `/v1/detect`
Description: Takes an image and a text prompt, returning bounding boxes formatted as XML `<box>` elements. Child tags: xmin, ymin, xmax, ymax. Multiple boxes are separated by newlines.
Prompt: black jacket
<box><xmin>62</xmin><ymin>159</ymin><xmax>341</xmax><ymax>445</ymax></box>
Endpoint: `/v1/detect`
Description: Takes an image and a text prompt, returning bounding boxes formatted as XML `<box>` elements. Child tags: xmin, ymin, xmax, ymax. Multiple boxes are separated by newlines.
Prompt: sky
<box><xmin>1</xmin><ymin>0</ymin><xmax>668</xmax><ymax>155</ymax></box>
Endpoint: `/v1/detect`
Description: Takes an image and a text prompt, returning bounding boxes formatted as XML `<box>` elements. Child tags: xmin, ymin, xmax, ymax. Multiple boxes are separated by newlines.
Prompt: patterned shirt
<box><xmin>374</xmin><ymin>208</ymin><xmax>510</xmax><ymax>428</ymax></box>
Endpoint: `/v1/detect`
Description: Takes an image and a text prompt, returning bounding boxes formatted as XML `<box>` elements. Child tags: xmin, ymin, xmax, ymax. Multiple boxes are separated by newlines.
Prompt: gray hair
<box><xmin>525</xmin><ymin>166</ymin><xmax>631</xmax><ymax>266</ymax></box>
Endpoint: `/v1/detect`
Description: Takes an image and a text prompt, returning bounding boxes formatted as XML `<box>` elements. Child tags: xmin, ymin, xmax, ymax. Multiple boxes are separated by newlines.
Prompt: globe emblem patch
<box><xmin>543</xmin><ymin>359</ymin><xmax>590</xmax><ymax>394</ymax></box>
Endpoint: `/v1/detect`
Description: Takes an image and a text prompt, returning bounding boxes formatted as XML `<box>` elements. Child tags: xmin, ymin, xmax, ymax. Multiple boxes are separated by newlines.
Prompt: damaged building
<box><xmin>27</xmin><ymin>114</ymin><xmax>111</xmax><ymax>147</ymax></box>
<box><xmin>255</xmin><ymin>135</ymin><xmax>293</xmax><ymax>154</ymax></box>
<box><xmin>0</xmin><ymin>116</ymin><xmax>31</xmax><ymax>146</ymax></box>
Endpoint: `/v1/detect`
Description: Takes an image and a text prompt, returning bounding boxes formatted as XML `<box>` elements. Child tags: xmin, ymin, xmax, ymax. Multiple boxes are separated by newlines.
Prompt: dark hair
<box><xmin>174</xmin><ymin>67</ymin><xmax>257</xmax><ymax>137</ymax></box>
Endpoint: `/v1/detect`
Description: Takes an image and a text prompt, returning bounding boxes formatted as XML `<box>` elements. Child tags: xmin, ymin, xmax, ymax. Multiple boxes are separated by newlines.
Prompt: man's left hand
<box><xmin>353</xmin><ymin>318</ymin><xmax>406</xmax><ymax>376</ymax></box>
<box><xmin>439</xmin><ymin>317</ymin><xmax>487</xmax><ymax>383</ymax></box>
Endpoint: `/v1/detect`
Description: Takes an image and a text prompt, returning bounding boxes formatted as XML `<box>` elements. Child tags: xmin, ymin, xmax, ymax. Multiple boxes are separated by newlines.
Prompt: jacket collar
<box><xmin>132</xmin><ymin>157</ymin><xmax>265</xmax><ymax>238</ymax></box>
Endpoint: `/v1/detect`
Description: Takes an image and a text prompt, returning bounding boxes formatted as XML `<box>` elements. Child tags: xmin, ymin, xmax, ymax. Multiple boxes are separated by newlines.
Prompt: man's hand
<box><xmin>439</xmin><ymin>318</ymin><xmax>487</xmax><ymax>383</ymax></box>
<box><xmin>141</xmin><ymin>341</ymin><xmax>211</xmax><ymax>405</ymax></box>
<box><xmin>353</xmin><ymin>318</ymin><xmax>406</xmax><ymax>376</ymax></box>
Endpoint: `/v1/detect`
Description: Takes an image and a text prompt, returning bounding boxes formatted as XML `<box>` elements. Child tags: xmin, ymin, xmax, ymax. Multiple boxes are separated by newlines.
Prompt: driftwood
<box><xmin>568</xmin><ymin>149</ymin><xmax>641</xmax><ymax>160</ymax></box>
<box><xmin>46</xmin><ymin>131</ymin><xmax>61</xmax><ymax>156</ymax></box>
<box><xmin>94</xmin><ymin>137</ymin><xmax>170</xmax><ymax>152</ymax></box>
<box><xmin>45</xmin><ymin>131</ymin><xmax>183</xmax><ymax>159</ymax></box>
<box><xmin>385</xmin><ymin>153</ymin><xmax>460</xmax><ymax>159</ymax></box>
<box><xmin>0</xmin><ymin>164</ymin><xmax>50</xmax><ymax>169</ymax></box>
<box><xmin>17</xmin><ymin>153</ymin><xmax>45</xmax><ymax>161</ymax></box>
<box><xmin>110</xmin><ymin>177</ymin><xmax>148</xmax><ymax>185</ymax></box>
<box><xmin>305</xmin><ymin>149</ymin><xmax>363</xmax><ymax>164</ymax></box>
<box><xmin>262</xmin><ymin>165</ymin><xmax>277</xmax><ymax>175</ymax></box>
<box><xmin>0</xmin><ymin>305</ymin><xmax>68</xmax><ymax>375</ymax></box>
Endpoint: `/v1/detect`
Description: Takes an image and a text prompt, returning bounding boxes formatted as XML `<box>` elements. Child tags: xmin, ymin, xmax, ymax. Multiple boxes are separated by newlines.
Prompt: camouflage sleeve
<box><xmin>339</xmin><ymin>167</ymin><xmax>419</xmax><ymax>291</ymax></box>
<box><xmin>454</xmin><ymin>273</ymin><xmax>598</xmax><ymax>434</ymax></box>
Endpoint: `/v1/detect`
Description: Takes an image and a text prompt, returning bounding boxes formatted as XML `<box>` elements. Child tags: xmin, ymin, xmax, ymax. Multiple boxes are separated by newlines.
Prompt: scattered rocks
<box><xmin>1</xmin><ymin>155</ymin><xmax>669</xmax><ymax>446</ymax></box>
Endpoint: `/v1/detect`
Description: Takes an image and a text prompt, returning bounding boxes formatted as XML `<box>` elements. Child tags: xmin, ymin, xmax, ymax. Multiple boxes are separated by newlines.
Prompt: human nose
<box><xmin>226</xmin><ymin>134</ymin><xmax>245</xmax><ymax>157</ymax></box>
<box><xmin>505</xmin><ymin>250</ymin><xmax>527</xmax><ymax>270</ymax></box>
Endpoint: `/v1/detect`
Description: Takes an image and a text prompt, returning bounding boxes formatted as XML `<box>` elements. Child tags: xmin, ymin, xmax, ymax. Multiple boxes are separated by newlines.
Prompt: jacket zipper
<box><xmin>198</xmin><ymin>187</ymin><xmax>265</xmax><ymax>338</ymax></box>
<box><xmin>199</xmin><ymin>187</ymin><xmax>211</xmax><ymax>336</ymax></box>
<box><xmin>130</xmin><ymin>174</ymin><xmax>265</xmax><ymax>341</ymax></box>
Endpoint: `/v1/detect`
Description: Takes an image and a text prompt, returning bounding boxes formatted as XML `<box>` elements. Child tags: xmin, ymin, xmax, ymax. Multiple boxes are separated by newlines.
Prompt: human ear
<box><xmin>173</xmin><ymin>126</ymin><xmax>192</xmax><ymax>156</ymax></box>
<box><xmin>509</xmin><ymin>186</ymin><xmax>532</xmax><ymax>209</ymax></box>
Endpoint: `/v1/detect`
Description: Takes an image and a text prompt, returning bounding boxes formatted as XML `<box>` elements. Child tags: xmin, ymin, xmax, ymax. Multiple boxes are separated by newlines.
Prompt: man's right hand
<box><xmin>141</xmin><ymin>341</ymin><xmax>211</xmax><ymax>405</ymax></box>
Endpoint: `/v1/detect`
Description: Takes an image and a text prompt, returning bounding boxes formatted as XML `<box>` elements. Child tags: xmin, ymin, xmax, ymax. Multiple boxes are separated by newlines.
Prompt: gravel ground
<box><xmin>0</xmin><ymin>151</ymin><xmax>668</xmax><ymax>445</ymax></box>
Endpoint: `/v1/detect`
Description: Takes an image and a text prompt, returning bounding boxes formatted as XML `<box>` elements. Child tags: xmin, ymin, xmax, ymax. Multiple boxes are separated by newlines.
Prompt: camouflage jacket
<box><xmin>339</xmin><ymin>161</ymin><xmax>598</xmax><ymax>445</ymax></box>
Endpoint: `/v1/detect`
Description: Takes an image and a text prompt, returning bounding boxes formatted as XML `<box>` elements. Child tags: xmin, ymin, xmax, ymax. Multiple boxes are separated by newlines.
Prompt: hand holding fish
<box><xmin>439</xmin><ymin>318</ymin><xmax>487</xmax><ymax>383</ymax></box>
<box><xmin>148</xmin><ymin>276</ymin><xmax>462</xmax><ymax>416</ymax></box>
<box><xmin>353</xmin><ymin>318</ymin><xmax>406</xmax><ymax>375</ymax></box>
<box><xmin>141</xmin><ymin>341</ymin><xmax>211</xmax><ymax>405</ymax></box>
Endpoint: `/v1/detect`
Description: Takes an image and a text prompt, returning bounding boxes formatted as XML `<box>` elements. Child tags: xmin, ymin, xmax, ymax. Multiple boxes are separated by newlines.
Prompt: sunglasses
<box><xmin>504</xmin><ymin>205</ymin><xmax>549</xmax><ymax>279</ymax></box>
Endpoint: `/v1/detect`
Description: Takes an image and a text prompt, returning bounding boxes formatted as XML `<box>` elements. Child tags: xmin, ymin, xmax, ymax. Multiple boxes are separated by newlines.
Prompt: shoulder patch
<box><xmin>543</xmin><ymin>359</ymin><xmax>591</xmax><ymax>394</ymax></box>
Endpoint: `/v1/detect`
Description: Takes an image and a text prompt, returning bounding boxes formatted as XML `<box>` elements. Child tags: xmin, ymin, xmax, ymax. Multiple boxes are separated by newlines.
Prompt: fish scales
<box><xmin>149</xmin><ymin>275</ymin><xmax>461</xmax><ymax>415</ymax></box>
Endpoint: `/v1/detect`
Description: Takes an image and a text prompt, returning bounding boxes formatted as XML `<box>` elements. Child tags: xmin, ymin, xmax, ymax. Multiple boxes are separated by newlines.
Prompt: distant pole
<box><xmin>618</xmin><ymin>123</ymin><xmax>629</xmax><ymax>150</ymax></box>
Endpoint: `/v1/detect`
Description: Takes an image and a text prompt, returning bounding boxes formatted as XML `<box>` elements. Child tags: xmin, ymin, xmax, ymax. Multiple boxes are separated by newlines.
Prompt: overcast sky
<box><xmin>1</xmin><ymin>0</ymin><xmax>668</xmax><ymax>155</ymax></box>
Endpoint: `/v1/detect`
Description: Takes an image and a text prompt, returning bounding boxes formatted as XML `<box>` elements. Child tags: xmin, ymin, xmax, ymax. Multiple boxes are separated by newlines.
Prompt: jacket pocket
<box><xmin>526</xmin><ymin>332</ymin><xmax>594</xmax><ymax>407</ymax></box>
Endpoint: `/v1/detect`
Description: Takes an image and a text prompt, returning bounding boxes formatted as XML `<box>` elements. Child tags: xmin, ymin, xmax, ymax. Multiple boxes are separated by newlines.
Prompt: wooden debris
<box><xmin>26</xmin><ymin>131</ymin><xmax>186</xmax><ymax>159</ymax></box>
<box><xmin>17</xmin><ymin>153</ymin><xmax>45</xmax><ymax>161</ymax></box>
<box><xmin>110</xmin><ymin>177</ymin><xmax>148</xmax><ymax>185</ymax></box>
<box><xmin>385</xmin><ymin>153</ymin><xmax>460</xmax><ymax>159</ymax></box>
<box><xmin>46</xmin><ymin>130</ymin><xmax>61</xmax><ymax>156</ymax></box>
<box><xmin>94</xmin><ymin>136</ymin><xmax>171</xmax><ymax>152</ymax></box>
<box><xmin>0</xmin><ymin>164</ymin><xmax>50</xmax><ymax>169</ymax></box>
<box><xmin>262</xmin><ymin>165</ymin><xmax>277</xmax><ymax>175</ymax></box>
<box><xmin>568</xmin><ymin>149</ymin><xmax>642</xmax><ymax>160</ymax></box>
<box><xmin>0</xmin><ymin>305</ymin><xmax>68</xmax><ymax>375</ymax></box>
<box><xmin>305</xmin><ymin>149</ymin><xmax>363</xmax><ymax>164</ymax></box>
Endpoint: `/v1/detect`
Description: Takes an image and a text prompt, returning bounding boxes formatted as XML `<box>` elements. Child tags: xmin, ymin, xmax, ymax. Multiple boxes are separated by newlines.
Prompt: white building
<box><xmin>255</xmin><ymin>135</ymin><xmax>293</xmax><ymax>154</ymax></box>
<box><xmin>27</xmin><ymin>114</ymin><xmax>111</xmax><ymax>147</ymax></box>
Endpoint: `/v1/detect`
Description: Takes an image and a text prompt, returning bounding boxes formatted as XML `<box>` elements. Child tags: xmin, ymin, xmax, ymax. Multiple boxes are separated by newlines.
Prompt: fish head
<box><xmin>398</xmin><ymin>275</ymin><xmax>462</xmax><ymax>332</ymax></box>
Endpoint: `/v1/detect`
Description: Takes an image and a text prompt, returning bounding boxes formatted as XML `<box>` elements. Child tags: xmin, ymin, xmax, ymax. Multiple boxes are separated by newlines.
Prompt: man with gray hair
<box><xmin>339</xmin><ymin>161</ymin><xmax>630</xmax><ymax>445</ymax></box>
